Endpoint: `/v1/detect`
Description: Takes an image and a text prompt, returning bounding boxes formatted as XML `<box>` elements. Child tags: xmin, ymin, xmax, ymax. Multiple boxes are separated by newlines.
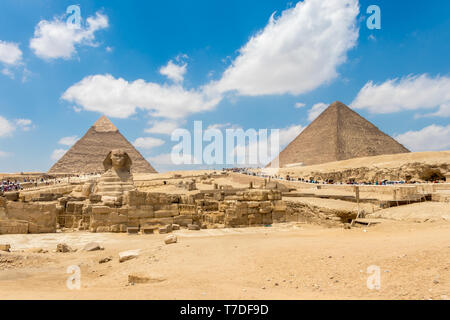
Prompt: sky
<box><xmin>0</xmin><ymin>0</ymin><xmax>449</xmax><ymax>173</ymax></box>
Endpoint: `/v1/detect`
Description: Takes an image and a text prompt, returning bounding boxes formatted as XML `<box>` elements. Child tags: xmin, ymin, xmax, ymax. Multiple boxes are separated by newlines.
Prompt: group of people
<box><xmin>1</xmin><ymin>180</ymin><xmax>22</xmax><ymax>193</ymax></box>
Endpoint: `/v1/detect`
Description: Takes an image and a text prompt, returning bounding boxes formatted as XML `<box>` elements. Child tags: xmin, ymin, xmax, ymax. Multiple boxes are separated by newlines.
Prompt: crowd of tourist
<box><xmin>1</xmin><ymin>180</ymin><xmax>22</xmax><ymax>193</ymax></box>
<box><xmin>225</xmin><ymin>167</ymin><xmax>446</xmax><ymax>185</ymax></box>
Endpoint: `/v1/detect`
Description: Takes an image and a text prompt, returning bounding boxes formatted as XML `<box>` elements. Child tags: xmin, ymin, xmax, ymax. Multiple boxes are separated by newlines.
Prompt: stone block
<box><xmin>126</xmin><ymin>227</ymin><xmax>139</xmax><ymax>234</ymax></box>
<box><xmin>0</xmin><ymin>220</ymin><xmax>28</xmax><ymax>234</ymax></box>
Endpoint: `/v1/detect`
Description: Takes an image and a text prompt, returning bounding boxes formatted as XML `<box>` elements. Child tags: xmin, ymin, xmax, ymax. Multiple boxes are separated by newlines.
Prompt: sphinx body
<box><xmin>94</xmin><ymin>149</ymin><xmax>136</xmax><ymax>200</ymax></box>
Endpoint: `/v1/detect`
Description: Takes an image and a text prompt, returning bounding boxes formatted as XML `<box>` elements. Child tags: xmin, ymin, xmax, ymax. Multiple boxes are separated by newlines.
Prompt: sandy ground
<box><xmin>1</xmin><ymin>220</ymin><xmax>449</xmax><ymax>300</ymax></box>
<box><xmin>368</xmin><ymin>202</ymin><xmax>450</xmax><ymax>222</ymax></box>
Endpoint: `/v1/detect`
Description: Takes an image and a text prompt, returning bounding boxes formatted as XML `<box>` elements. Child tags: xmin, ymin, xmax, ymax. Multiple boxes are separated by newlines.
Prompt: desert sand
<box><xmin>1</xmin><ymin>217</ymin><xmax>449</xmax><ymax>300</ymax></box>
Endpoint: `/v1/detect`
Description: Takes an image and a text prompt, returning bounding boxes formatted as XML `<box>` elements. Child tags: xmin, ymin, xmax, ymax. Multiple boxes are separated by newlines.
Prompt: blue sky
<box><xmin>0</xmin><ymin>0</ymin><xmax>449</xmax><ymax>172</ymax></box>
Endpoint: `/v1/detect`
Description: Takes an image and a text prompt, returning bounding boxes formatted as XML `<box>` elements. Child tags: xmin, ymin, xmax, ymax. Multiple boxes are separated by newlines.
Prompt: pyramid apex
<box><xmin>93</xmin><ymin>115</ymin><xmax>118</xmax><ymax>132</ymax></box>
<box><xmin>329</xmin><ymin>101</ymin><xmax>350</xmax><ymax>109</ymax></box>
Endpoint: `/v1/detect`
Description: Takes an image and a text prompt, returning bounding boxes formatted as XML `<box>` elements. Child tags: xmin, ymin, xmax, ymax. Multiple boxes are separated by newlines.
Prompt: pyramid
<box><xmin>49</xmin><ymin>116</ymin><xmax>157</xmax><ymax>174</ymax></box>
<box><xmin>269</xmin><ymin>101</ymin><xmax>410</xmax><ymax>168</ymax></box>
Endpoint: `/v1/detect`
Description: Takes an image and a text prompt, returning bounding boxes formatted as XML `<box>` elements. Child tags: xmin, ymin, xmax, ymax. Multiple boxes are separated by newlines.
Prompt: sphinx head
<box><xmin>103</xmin><ymin>149</ymin><xmax>132</xmax><ymax>172</ymax></box>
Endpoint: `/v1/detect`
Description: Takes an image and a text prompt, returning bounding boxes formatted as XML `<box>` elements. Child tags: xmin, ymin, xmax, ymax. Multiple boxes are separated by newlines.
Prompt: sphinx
<box><xmin>94</xmin><ymin>149</ymin><xmax>136</xmax><ymax>202</ymax></box>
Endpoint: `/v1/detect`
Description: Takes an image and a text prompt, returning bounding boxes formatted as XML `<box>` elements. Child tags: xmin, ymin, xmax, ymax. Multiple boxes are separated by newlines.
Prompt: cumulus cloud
<box><xmin>62</xmin><ymin>74</ymin><xmax>222</xmax><ymax>119</ymax></box>
<box><xmin>160</xmin><ymin>60</ymin><xmax>187</xmax><ymax>83</ymax></box>
<box><xmin>394</xmin><ymin>125</ymin><xmax>450</xmax><ymax>152</ymax></box>
<box><xmin>295</xmin><ymin>102</ymin><xmax>306</xmax><ymax>109</ymax></box>
<box><xmin>15</xmin><ymin>119</ymin><xmax>33</xmax><ymax>131</ymax></box>
<box><xmin>133</xmin><ymin>137</ymin><xmax>165</xmax><ymax>150</ymax></box>
<box><xmin>30</xmin><ymin>12</ymin><xmax>108</xmax><ymax>60</ymax></box>
<box><xmin>145</xmin><ymin>119</ymin><xmax>182</xmax><ymax>135</ymax></box>
<box><xmin>307</xmin><ymin>102</ymin><xmax>328</xmax><ymax>121</ymax></box>
<box><xmin>213</xmin><ymin>0</ymin><xmax>359</xmax><ymax>96</ymax></box>
<box><xmin>420</xmin><ymin>103</ymin><xmax>450</xmax><ymax>118</ymax></box>
<box><xmin>0</xmin><ymin>41</ymin><xmax>22</xmax><ymax>65</ymax></box>
<box><xmin>0</xmin><ymin>116</ymin><xmax>33</xmax><ymax>136</ymax></box>
<box><xmin>51</xmin><ymin>148</ymin><xmax>67</xmax><ymax>161</ymax></box>
<box><xmin>351</xmin><ymin>74</ymin><xmax>450</xmax><ymax>115</ymax></box>
<box><xmin>58</xmin><ymin>135</ymin><xmax>78</xmax><ymax>146</ymax></box>
<box><xmin>0</xmin><ymin>116</ymin><xmax>15</xmax><ymax>137</ymax></box>
<box><xmin>63</xmin><ymin>0</ymin><xmax>359</xmax><ymax>122</ymax></box>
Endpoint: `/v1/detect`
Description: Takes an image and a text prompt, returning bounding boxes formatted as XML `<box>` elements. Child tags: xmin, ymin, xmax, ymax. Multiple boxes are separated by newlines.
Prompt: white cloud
<box><xmin>420</xmin><ymin>103</ymin><xmax>450</xmax><ymax>118</ymax></box>
<box><xmin>62</xmin><ymin>0</ymin><xmax>359</xmax><ymax>123</ymax></box>
<box><xmin>394</xmin><ymin>125</ymin><xmax>450</xmax><ymax>152</ymax></box>
<box><xmin>307</xmin><ymin>102</ymin><xmax>328</xmax><ymax>121</ymax></box>
<box><xmin>0</xmin><ymin>150</ymin><xmax>10</xmax><ymax>158</ymax></box>
<box><xmin>58</xmin><ymin>135</ymin><xmax>78</xmax><ymax>146</ymax></box>
<box><xmin>0</xmin><ymin>116</ymin><xmax>15</xmax><ymax>137</ymax></box>
<box><xmin>278</xmin><ymin>124</ymin><xmax>304</xmax><ymax>146</ymax></box>
<box><xmin>160</xmin><ymin>60</ymin><xmax>187</xmax><ymax>83</ymax></box>
<box><xmin>145</xmin><ymin>119</ymin><xmax>182</xmax><ymax>135</ymax></box>
<box><xmin>133</xmin><ymin>137</ymin><xmax>165</xmax><ymax>150</ymax></box>
<box><xmin>62</xmin><ymin>74</ymin><xmax>222</xmax><ymax>119</ymax></box>
<box><xmin>295</xmin><ymin>102</ymin><xmax>306</xmax><ymax>109</ymax></box>
<box><xmin>0</xmin><ymin>41</ymin><xmax>22</xmax><ymax>65</ymax></box>
<box><xmin>15</xmin><ymin>119</ymin><xmax>33</xmax><ymax>131</ymax></box>
<box><xmin>51</xmin><ymin>148</ymin><xmax>67</xmax><ymax>161</ymax></box>
<box><xmin>213</xmin><ymin>0</ymin><xmax>359</xmax><ymax>96</ymax></box>
<box><xmin>30</xmin><ymin>12</ymin><xmax>108</xmax><ymax>60</ymax></box>
<box><xmin>351</xmin><ymin>74</ymin><xmax>450</xmax><ymax>115</ymax></box>
<box><xmin>2</xmin><ymin>68</ymin><xmax>14</xmax><ymax>79</ymax></box>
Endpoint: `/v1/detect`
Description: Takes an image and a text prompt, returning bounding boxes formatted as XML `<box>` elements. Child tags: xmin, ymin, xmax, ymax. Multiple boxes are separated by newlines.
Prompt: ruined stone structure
<box><xmin>269</xmin><ymin>101</ymin><xmax>410</xmax><ymax>168</ymax></box>
<box><xmin>48</xmin><ymin>116</ymin><xmax>157</xmax><ymax>174</ymax></box>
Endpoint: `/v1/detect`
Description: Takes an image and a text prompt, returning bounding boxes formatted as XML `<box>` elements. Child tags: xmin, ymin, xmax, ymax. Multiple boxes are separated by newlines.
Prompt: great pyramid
<box><xmin>49</xmin><ymin>116</ymin><xmax>157</xmax><ymax>174</ymax></box>
<box><xmin>269</xmin><ymin>101</ymin><xmax>410</xmax><ymax>168</ymax></box>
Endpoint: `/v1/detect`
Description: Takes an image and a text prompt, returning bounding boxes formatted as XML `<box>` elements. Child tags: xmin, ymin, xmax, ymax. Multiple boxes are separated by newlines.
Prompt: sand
<box><xmin>1</xmin><ymin>219</ymin><xmax>449</xmax><ymax>300</ymax></box>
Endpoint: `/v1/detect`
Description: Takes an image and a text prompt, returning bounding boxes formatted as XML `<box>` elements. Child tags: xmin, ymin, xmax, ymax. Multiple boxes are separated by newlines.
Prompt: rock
<box><xmin>158</xmin><ymin>225</ymin><xmax>172</xmax><ymax>234</ymax></box>
<box><xmin>127</xmin><ymin>227</ymin><xmax>139</xmax><ymax>235</ymax></box>
<box><xmin>99</xmin><ymin>256</ymin><xmax>112</xmax><ymax>264</ymax></box>
<box><xmin>0</xmin><ymin>244</ymin><xmax>11</xmax><ymax>252</ymax></box>
<box><xmin>164</xmin><ymin>235</ymin><xmax>177</xmax><ymax>245</ymax></box>
<box><xmin>343</xmin><ymin>223</ymin><xmax>351</xmax><ymax>229</ymax></box>
<box><xmin>172</xmin><ymin>224</ymin><xmax>180</xmax><ymax>230</ymax></box>
<box><xmin>119</xmin><ymin>249</ymin><xmax>140</xmax><ymax>263</ymax></box>
<box><xmin>83</xmin><ymin>242</ymin><xmax>104</xmax><ymax>252</ymax></box>
<box><xmin>56</xmin><ymin>243</ymin><xmax>74</xmax><ymax>253</ymax></box>
<box><xmin>96</xmin><ymin>226</ymin><xmax>110</xmax><ymax>233</ymax></box>
<box><xmin>188</xmin><ymin>224</ymin><xmax>200</xmax><ymax>230</ymax></box>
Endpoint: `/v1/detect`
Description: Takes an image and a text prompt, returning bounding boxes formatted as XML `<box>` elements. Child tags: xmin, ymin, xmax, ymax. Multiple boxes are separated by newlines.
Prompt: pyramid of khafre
<box><xmin>269</xmin><ymin>101</ymin><xmax>410</xmax><ymax>168</ymax></box>
<box><xmin>48</xmin><ymin>116</ymin><xmax>157</xmax><ymax>174</ymax></box>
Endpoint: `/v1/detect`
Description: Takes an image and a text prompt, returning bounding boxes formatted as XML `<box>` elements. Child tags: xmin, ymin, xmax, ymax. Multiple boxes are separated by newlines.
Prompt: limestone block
<box><xmin>128</xmin><ymin>205</ymin><xmax>154</xmax><ymax>218</ymax></box>
<box><xmin>0</xmin><ymin>220</ymin><xmax>28</xmax><ymax>234</ymax></box>
<box><xmin>268</xmin><ymin>190</ymin><xmax>282</xmax><ymax>200</ymax></box>
<box><xmin>179</xmin><ymin>204</ymin><xmax>196</xmax><ymax>215</ymax></box>
<box><xmin>96</xmin><ymin>226</ymin><xmax>110</xmax><ymax>233</ymax></box>
<box><xmin>119</xmin><ymin>249</ymin><xmax>140</xmax><ymax>262</ymax></box>
<box><xmin>154</xmin><ymin>209</ymin><xmax>179</xmax><ymax>218</ymax></box>
<box><xmin>0</xmin><ymin>244</ymin><xmax>11</xmax><ymax>252</ymax></box>
<box><xmin>173</xmin><ymin>215</ymin><xmax>193</xmax><ymax>226</ymax></box>
<box><xmin>244</xmin><ymin>190</ymin><xmax>268</xmax><ymax>201</ymax></box>
<box><xmin>165</xmin><ymin>235</ymin><xmax>177</xmax><ymax>244</ymax></box>
<box><xmin>91</xmin><ymin>206</ymin><xmax>112</xmax><ymax>215</ymax></box>
<box><xmin>188</xmin><ymin>224</ymin><xmax>200</xmax><ymax>230</ymax></box>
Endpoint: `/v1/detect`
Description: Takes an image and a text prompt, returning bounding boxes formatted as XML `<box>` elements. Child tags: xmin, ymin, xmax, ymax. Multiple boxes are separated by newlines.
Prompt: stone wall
<box><xmin>0</xmin><ymin>195</ymin><xmax>58</xmax><ymax>234</ymax></box>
